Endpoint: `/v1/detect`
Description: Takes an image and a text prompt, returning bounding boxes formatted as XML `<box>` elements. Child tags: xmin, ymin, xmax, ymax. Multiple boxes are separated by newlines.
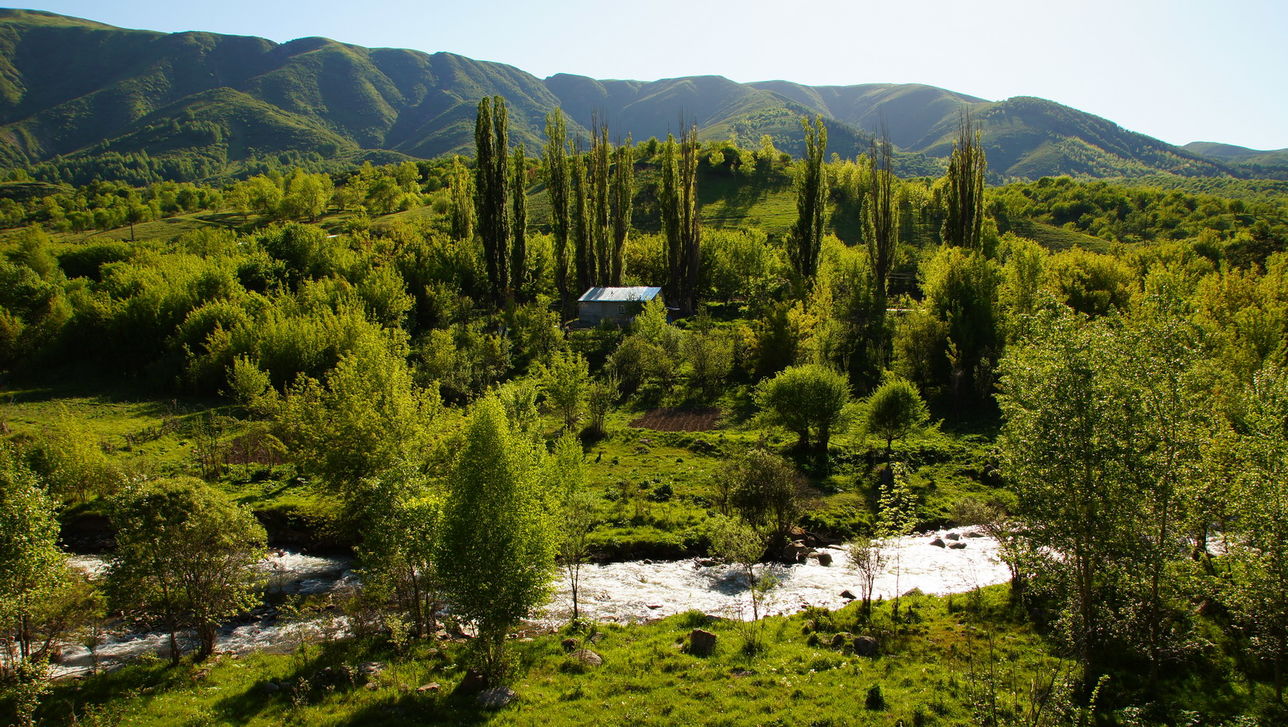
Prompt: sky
<box><xmin>15</xmin><ymin>0</ymin><xmax>1288</xmax><ymax>150</ymax></box>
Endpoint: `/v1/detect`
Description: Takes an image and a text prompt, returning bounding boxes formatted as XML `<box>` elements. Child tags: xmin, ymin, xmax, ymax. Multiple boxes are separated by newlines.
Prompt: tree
<box><xmin>540</xmin><ymin>349</ymin><xmax>590</xmax><ymax>432</ymax></box>
<box><xmin>710</xmin><ymin>515</ymin><xmax>774</xmax><ymax>623</ymax></box>
<box><xmin>755</xmin><ymin>363</ymin><xmax>851</xmax><ymax>456</ymax></box>
<box><xmin>723</xmin><ymin>450</ymin><xmax>806</xmax><ymax>550</ymax></box>
<box><xmin>876</xmin><ymin>462</ymin><xmax>917</xmax><ymax>619</ymax></box>
<box><xmin>790</xmin><ymin>116</ymin><xmax>827</xmax><ymax>286</ymax></box>
<box><xmin>660</xmin><ymin>127</ymin><xmax>701</xmax><ymax>314</ymax></box>
<box><xmin>107</xmin><ymin>478</ymin><xmax>267</xmax><ymax>663</ymax></box>
<box><xmin>942</xmin><ymin>110</ymin><xmax>988</xmax><ymax>251</ymax></box>
<box><xmin>571</xmin><ymin>152</ymin><xmax>592</xmax><ymax>296</ymax></box>
<box><xmin>864</xmin><ymin>123</ymin><xmax>899</xmax><ymax>364</ymax></box>
<box><xmin>474</xmin><ymin>96</ymin><xmax>512</xmax><ymax>302</ymax></box>
<box><xmin>544</xmin><ymin>111</ymin><xmax>571</xmax><ymax>307</ymax></box>
<box><xmin>864</xmin><ymin>375</ymin><xmax>930</xmax><ymax>459</ymax></box>
<box><xmin>447</xmin><ymin>155</ymin><xmax>475</xmax><ymax>242</ymax></box>
<box><xmin>359</xmin><ymin>467</ymin><xmax>443</xmax><ymax>639</ymax></box>
<box><xmin>0</xmin><ymin>443</ymin><xmax>64</xmax><ymax>670</ymax></box>
<box><xmin>436</xmin><ymin>396</ymin><xmax>555</xmax><ymax>682</ymax></box>
<box><xmin>611</xmin><ymin>138</ymin><xmax>634</xmax><ymax>286</ymax></box>
<box><xmin>511</xmin><ymin>144</ymin><xmax>528</xmax><ymax>298</ymax></box>
<box><xmin>997</xmin><ymin>312</ymin><xmax>1141</xmax><ymax>689</ymax></box>
<box><xmin>589</xmin><ymin>119</ymin><xmax>612</xmax><ymax>285</ymax></box>
<box><xmin>549</xmin><ymin>434</ymin><xmax>594</xmax><ymax>621</ymax></box>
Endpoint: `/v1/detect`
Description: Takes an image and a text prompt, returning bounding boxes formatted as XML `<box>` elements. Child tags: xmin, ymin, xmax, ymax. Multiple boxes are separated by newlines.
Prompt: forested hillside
<box><xmin>0</xmin><ymin>8</ymin><xmax>1274</xmax><ymax>186</ymax></box>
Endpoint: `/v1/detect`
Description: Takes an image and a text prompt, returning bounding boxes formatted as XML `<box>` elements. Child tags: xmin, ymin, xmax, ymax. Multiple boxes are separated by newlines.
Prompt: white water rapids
<box><xmin>52</xmin><ymin>529</ymin><xmax>1007</xmax><ymax>678</ymax></box>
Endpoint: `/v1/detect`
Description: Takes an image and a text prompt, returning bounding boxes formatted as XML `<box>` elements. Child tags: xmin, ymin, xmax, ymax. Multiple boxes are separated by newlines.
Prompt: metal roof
<box><xmin>577</xmin><ymin>286</ymin><xmax>662</xmax><ymax>303</ymax></box>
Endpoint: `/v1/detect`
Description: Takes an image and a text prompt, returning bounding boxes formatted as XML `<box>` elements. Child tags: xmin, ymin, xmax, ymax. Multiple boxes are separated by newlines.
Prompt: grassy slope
<box><xmin>39</xmin><ymin>587</ymin><xmax>1075</xmax><ymax>727</ymax></box>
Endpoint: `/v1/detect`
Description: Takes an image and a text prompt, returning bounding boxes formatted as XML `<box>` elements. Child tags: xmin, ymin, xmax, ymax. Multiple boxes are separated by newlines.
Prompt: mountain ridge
<box><xmin>0</xmin><ymin>8</ymin><xmax>1275</xmax><ymax>182</ymax></box>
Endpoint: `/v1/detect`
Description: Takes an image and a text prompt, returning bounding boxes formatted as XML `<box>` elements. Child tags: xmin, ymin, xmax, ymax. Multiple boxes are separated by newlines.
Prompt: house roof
<box><xmin>577</xmin><ymin>286</ymin><xmax>662</xmax><ymax>303</ymax></box>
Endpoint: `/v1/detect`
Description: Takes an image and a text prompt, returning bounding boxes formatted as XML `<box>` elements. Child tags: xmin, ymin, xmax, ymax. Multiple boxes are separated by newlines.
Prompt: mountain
<box><xmin>1183</xmin><ymin>142</ymin><xmax>1288</xmax><ymax>179</ymax></box>
<box><xmin>0</xmin><ymin>8</ymin><xmax>1268</xmax><ymax>182</ymax></box>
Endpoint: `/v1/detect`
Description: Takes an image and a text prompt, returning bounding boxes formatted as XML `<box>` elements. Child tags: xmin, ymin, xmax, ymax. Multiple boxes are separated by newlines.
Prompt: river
<box><xmin>51</xmin><ymin>528</ymin><xmax>1007</xmax><ymax>678</ymax></box>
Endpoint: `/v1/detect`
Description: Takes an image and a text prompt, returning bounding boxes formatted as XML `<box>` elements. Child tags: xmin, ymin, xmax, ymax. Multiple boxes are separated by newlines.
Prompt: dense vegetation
<box><xmin>1</xmin><ymin>94</ymin><xmax>1288</xmax><ymax>726</ymax></box>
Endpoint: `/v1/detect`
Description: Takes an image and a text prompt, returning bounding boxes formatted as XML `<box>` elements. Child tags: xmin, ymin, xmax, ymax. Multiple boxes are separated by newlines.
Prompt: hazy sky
<box><xmin>17</xmin><ymin>0</ymin><xmax>1288</xmax><ymax>150</ymax></box>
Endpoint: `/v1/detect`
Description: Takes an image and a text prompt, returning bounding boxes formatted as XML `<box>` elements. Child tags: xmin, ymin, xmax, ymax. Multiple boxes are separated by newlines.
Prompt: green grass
<box><xmin>36</xmin><ymin>586</ymin><xmax>1074</xmax><ymax>727</ymax></box>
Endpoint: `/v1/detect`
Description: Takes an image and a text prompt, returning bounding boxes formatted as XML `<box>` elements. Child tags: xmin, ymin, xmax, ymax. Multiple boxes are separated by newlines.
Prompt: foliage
<box><xmin>754</xmin><ymin>363</ymin><xmax>852</xmax><ymax>455</ymax></box>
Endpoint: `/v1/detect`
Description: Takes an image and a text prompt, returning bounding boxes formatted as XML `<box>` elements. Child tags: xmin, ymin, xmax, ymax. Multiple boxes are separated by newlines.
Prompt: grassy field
<box><xmin>37</xmin><ymin>586</ymin><xmax>1077</xmax><ymax>727</ymax></box>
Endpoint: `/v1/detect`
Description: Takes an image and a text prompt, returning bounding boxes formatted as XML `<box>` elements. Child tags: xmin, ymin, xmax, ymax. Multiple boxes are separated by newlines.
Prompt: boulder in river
<box><xmin>689</xmin><ymin>629</ymin><xmax>717</xmax><ymax>656</ymax></box>
<box><xmin>949</xmin><ymin>541</ymin><xmax>968</xmax><ymax>549</ymax></box>
<box><xmin>840</xmin><ymin>589</ymin><xmax>857</xmax><ymax>600</ymax></box>
<box><xmin>966</xmin><ymin>530</ymin><xmax>986</xmax><ymax>538</ymax></box>
<box><xmin>946</xmin><ymin>532</ymin><xmax>961</xmax><ymax>541</ymax></box>
<box><xmin>930</xmin><ymin>538</ymin><xmax>946</xmax><ymax>548</ymax></box>
<box><xmin>816</xmin><ymin>552</ymin><xmax>833</xmax><ymax>566</ymax></box>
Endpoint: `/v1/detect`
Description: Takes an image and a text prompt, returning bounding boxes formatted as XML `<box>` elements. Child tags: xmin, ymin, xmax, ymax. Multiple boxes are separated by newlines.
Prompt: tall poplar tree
<box><xmin>864</xmin><ymin>123</ymin><xmax>900</xmax><ymax>367</ymax></box>
<box><xmin>474</xmin><ymin>96</ymin><xmax>511</xmax><ymax>302</ymax></box>
<box><xmin>447</xmin><ymin>155</ymin><xmax>474</xmax><ymax>242</ymax></box>
<box><xmin>511</xmin><ymin>144</ymin><xmax>527</xmax><ymax>298</ymax></box>
<box><xmin>589</xmin><ymin>119</ymin><xmax>612</xmax><ymax>286</ymax></box>
<box><xmin>661</xmin><ymin>134</ymin><xmax>681</xmax><ymax>299</ymax></box>
<box><xmin>663</xmin><ymin>124</ymin><xmax>701</xmax><ymax>315</ymax></box>
<box><xmin>610</xmin><ymin>137</ymin><xmax>634</xmax><ymax>286</ymax></box>
<box><xmin>570</xmin><ymin>151</ymin><xmax>592</xmax><ymax>295</ymax></box>
<box><xmin>942</xmin><ymin>109</ymin><xmax>987</xmax><ymax>251</ymax></box>
<box><xmin>791</xmin><ymin>116</ymin><xmax>828</xmax><ymax>287</ymax></box>
<box><xmin>544</xmin><ymin>110</ymin><xmax>572</xmax><ymax>307</ymax></box>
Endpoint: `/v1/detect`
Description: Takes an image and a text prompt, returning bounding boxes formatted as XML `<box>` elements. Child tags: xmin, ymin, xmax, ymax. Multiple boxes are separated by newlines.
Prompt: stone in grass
<box><xmin>688</xmin><ymin>628</ymin><xmax>717</xmax><ymax>656</ymax></box>
<box><xmin>853</xmin><ymin>635</ymin><xmax>879</xmax><ymax>657</ymax></box>
<box><xmin>416</xmin><ymin>683</ymin><xmax>441</xmax><ymax>694</ymax></box>
<box><xmin>829</xmin><ymin>632</ymin><xmax>852</xmax><ymax>648</ymax></box>
<box><xmin>571</xmin><ymin>649</ymin><xmax>603</xmax><ymax>667</ymax></box>
<box><xmin>476</xmin><ymin>686</ymin><xmax>518</xmax><ymax>710</ymax></box>
<box><xmin>561</xmin><ymin>637</ymin><xmax>579</xmax><ymax>653</ymax></box>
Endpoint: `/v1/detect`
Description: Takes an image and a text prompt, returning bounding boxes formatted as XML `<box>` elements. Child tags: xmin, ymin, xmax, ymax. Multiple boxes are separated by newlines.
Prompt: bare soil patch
<box><xmin>629</xmin><ymin>407</ymin><xmax>721</xmax><ymax>432</ymax></box>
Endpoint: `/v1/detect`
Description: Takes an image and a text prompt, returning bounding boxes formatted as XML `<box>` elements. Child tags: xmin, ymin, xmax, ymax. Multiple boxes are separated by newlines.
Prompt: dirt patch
<box><xmin>629</xmin><ymin>408</ymin><xmax>721</xmax><ymax>432</ymax></box>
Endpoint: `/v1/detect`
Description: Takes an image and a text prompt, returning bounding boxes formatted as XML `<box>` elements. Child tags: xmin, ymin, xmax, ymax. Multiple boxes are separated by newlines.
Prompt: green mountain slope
<box><xmin>1184</xmin><ymin>141</ymin><xmax>1288</xmax><ymax>180</ymax></box>
<box><xmin>0</xmin><ymin>8</ymin><xmax>1273</xmax><ymax>183</ymax></box>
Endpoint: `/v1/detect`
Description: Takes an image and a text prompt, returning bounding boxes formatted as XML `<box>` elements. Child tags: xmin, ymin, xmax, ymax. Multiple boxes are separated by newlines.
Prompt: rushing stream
<box><xmin>52</xmin><ymin>529</ymin><xmax>1007</xmax><ymax>678</ymax></box>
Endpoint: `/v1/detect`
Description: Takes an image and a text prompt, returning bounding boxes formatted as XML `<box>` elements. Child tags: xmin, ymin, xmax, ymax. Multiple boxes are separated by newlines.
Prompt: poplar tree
<box><xmin>590</xmin><ymin>119</ymin><xmax>612</xmax><ymax>285</ymax></box>
<box><xmin>437</xmin><ymin>397</ymin><xmax>555</xmax><ymax>682</ymax></box>
<box><xmin>659</xmin><ymin>125</ymin><xmax>701</xmax><ymax>314</ymax></box>
<box><xmin>942</xmin><ymin>109</ymin><xmax>987</xmax><ymax>251</ymax></box>
<box><xmin>610</xmin><ymin>137</ymin><xmax>634</xmax><ymax>286</ymax></box>
<box><xmin>511</xmin><ymin>144</ymin><xmax>527</xmax><ymax>298</ymax></box>
<box><xmin>865</xmin><ymin>124</ymin><xmax>900</xmax><ymax>322</ymax></box>
<box><xmin>543</xmin><ymin>110</ymin><xmax>572</xmax><ymax>307</ymax></box>
<box><xmin>791</xmin><ymin>116</ymin><xmax>827</xmax><ymax>287</ymax></box>
<box><xmin>447</xmin><ymin>155</ymin><xmax>474</xmax><ymax>242</ymax></box>
<box><xmin>474</xmin><ymin>96</ymin><xmax>511</xmax><ymax>301</ymax></box>
<box><xmin>570</xmin><ymin>151</ymin><xmax>592</xmax><ymax>295</ymax></box>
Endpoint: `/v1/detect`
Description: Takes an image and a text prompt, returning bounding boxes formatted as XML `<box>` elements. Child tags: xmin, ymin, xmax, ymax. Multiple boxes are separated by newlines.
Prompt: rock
<box><xmin>456</xmin><ymin>668</ymin><xmax>487</xmax><ymax>695</ymax></box>
<box><xmin>816</xmin><ymin>552</ymin><xmax>833</xmax><ymax>566</ymax></box>
<box><xmin>561</xmin><ymin>637</ymin><xmax>580</xmax><ymax>653</ymax></box>
<box><xmin>930</xmin><ymin>537</ymin><xmax>946</xmax><ymax>548</ymax></box>
<box><xmin>647</xmin><ymin>604</ymin><xmax>662</xmax><ymax>609</ymax></box>
<box><xmin>364</xmin><ymin>682</ymin><xmax>379</xmax><ymax>691</ymax></box>
<box><xmin>853</xmin><ymin>635</ymin><xmax>879</xmax><ymax>657</ymax></box>
<box><xmin>476</xmin><ymin>686</ymin><xmax>518</xmax><ymax>710</ymax></box>
<box><xmin>829</xmin><ymin>632</ymin><xmax>851</xmax><ymax>648</ymax></box>
<box><xmin>571</xmin><ymin>649</ymin><xmax>603</xmax><ymax>667</ymax></box>
<box><xmin>946</xmin><ymin>532</ymin><xmax>961</xmax><ymax>541</ymax></box>
<box><xmin>840</xmin><ymin>589</ymin><xmax>857</xmax><ymax>600</ymax></box>
<box><xmin>689</xmin><ymin>628</ymin><xmax>718</xmax><ymax>656</ymax></box>
<box><xmin>416</xmin><ymin>683</ymin><xmax>441</xmax><ymax>694</ymax></box>
<box><xmin>696</xmin><ymin>558</ymin><xmax>718</xmax><ymax>567</ymax></box>
<box><xmin>359</xmin><ymin>661</ymin><xmax>386</xmax><ymax>678</ymax></box>
<box><xmin>966</xmin><ymin>530</ymin><xmax>986</xmax><ymax>538</ymax></box>
<box><xmin>949</xmin><ymin>541</ymin><xmax>967</xmax><ymax>549</ymax></box>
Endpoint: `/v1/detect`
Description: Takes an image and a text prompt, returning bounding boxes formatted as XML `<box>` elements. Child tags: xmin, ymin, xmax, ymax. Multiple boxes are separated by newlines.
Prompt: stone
<box><xmin>853</xmin><ymin>635</ymin><xmax>879</xmax><ymax>657</ymax></box>
<box><xmin>476</xmin><ymin>686</ymin><xmax>518</xmax><ymax>710</ymax></box>
<box><xmin>561</xmin><ymin>637</ymin><xmax>580</xmax><ymax>653</ymax></box>
<box><xmin>416</xmin><ymin>683</ymin><xmax>441</xmax><ymax>694</ymax></box>
<box><xmin>571</xmin><ymin>649</ymin><xmax>603</xmax><ymax>667</ymax></box>
<box><xmin>829</xmin><ymin>632</ymin><xmax>851</xmax><ymax>648</ymax></box>
<box><xmin>647</xmin><ymin>604</ymin><xmax>662</xmax><ymax>609</ymax></box>
<box><xmin>696</xmin><ymin>558</ymin><xmax>718</xmax><ymax>567</ymax></box>
<box><xmin>840</xmin><ymin>589</ymin><xmax>857</xmax><ymax>600</ymax></box>
<box><xmin>358</xmin><ymin>661</ymin><xmax>386</xmax><ymax>678</ymax></box>
<box><xmin>930</xmin><ymin>537</ymin><xmax>946</xmax><ymax>548</ymax></box>
<box><xmin>816</xmin><ymin>552</ymin><xmax>833</xmax><ymax>566</ymax></box>
<box><xmin>946</xmin><ymin>532</ymin><xmax>961</xmax><ymax>541</ymax></box>
<box><xmin>364</xmin><ymin>682</ymin><xmax>379</xmax><ymax>691</ymax></box>
<box><xmin>689</xmin><ymin>628</ymin><xmax>718</xmax><ymax>656</ymax></box>
<box><xmin>966</xmin><ymin>530</ymin><xmax>985</xmax><ymax>538</ymax></box>
<box><xmin>949</xmin><ymin>541</ymin><xmax>967</xmax><ymax>549</ymax></box>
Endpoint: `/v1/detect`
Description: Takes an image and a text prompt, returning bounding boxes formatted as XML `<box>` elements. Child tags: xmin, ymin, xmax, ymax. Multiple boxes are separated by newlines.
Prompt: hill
<box><xmin>0</xmin><ymin>8</ymin><xmax>1272</xmax><ymax>183</ymax></box>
